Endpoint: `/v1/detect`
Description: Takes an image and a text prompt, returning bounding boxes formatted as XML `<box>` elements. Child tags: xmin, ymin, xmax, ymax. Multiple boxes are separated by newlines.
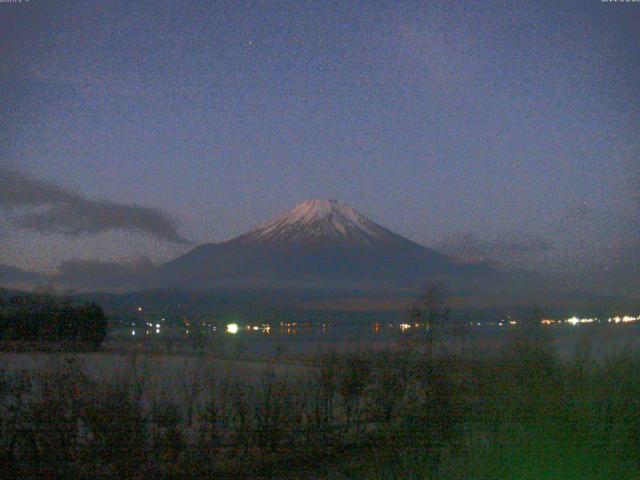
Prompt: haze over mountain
<box><xmin>1</xmin><ymin>199</ymin><xmax>636</xmax><ymax>316</ymax></box>
<box><xmin>156</xmin><ymin>199</ymin><xmax>496</xmax><ymax>292</ymax></box>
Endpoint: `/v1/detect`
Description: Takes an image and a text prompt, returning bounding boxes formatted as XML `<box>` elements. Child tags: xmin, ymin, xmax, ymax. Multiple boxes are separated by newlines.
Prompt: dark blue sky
<box><xmin>1</xmin><ymin>0</ymin><xmax>638</xmax><ymax>294</ymax></box>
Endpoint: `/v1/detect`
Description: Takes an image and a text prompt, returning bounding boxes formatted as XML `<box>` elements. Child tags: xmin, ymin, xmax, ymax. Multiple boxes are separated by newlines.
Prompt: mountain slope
<box><xmin>156</xmin><ymin>199</ymin><xmax>496</xmax><ymax>292</ymax></box>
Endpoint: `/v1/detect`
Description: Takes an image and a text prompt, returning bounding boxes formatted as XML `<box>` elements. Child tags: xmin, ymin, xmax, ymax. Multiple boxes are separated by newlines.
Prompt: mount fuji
<box><xmin>156</xmin><ymin>199</ymin><xmax>497</xmax><ymax>292</ymax></box>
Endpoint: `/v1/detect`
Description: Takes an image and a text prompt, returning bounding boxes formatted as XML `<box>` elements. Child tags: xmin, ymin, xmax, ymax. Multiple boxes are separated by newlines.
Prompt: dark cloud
<box><xmin>0</xmin><ymin>257</ymin><xmax>158</xmax><ymax>293</ymax></box>
<box><xmin>54</xmin><ymin>257</ymin><xmax>155</xmax><ymax>291</ymax></box>
<box><xmin>437</xmin><ymin>233</ymin><xmax>551</xmax><ymax>264</ymax></box>
<box><xmin>0</xmin><ymin>169</ymin><xmax>188</xmax><ymax>243</ymax></box>
<box><xmin>0</xmin><ymin>263</ymin><xmax>45</xmax><ymax>286</ymax></box>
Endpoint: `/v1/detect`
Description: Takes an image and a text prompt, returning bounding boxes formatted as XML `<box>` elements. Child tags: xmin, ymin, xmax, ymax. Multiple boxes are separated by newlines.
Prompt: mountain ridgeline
<box><xmin>156</xmin><ymin>199</ymin><xmax>497</xmax><ymax>293</ymax></box>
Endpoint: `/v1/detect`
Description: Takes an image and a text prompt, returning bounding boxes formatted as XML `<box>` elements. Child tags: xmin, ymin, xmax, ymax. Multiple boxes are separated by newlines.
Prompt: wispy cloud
<box><xmin>0</xmin><ymin>169</ymin><xmax>188</xmax><ymax>243</ymax></box>
<box><xmin>0</xmin><ymin>257</ymin><xmax>156</xmax><ymax>293</ymax></box>
<box><xmin>0</xmin><ymin>263</ymin><xmax>44</xmax><ymax>285</ymax></box>
<box><xmin>54</xmin><ymin>257</ymin><xmax>155</xmax><ymax>291</ymax></box>
<box><xmin>436</xmin><ymin>232</ymin><xmax>551</xmax><ymax>265</ymax></box>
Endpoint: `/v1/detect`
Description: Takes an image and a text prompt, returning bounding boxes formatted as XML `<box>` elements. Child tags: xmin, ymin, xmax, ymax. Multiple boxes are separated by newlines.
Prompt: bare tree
<box><xmin>149</xmin><ymin>397</ymin><xmax>185</xmax><ymax>475</ymax></box>
<box><xmin>178</xmin><ymin>356</ymin><xmax>210</xmax><ymax>428</ymax></box>
<box><xmin>407</xmin><ymin>284</ymin><xmax>451</xmax><ymax>359</ymax></box>
<box><xmin>122</xmin><ymin>350</ymin><xmax>151</xmax><ymax>404</ymax></box>
<box><xmin>82</xmin><ymin>380</ymin><xmax>147</xmax><ymax>478</ymax></box>
<box><xmin>338</xmin><ymin>352</ymin><xmax>371</xmax><ymax>439</ymax></box>
<box><xmin>228</xmin><ymin>380</ymin><xmax>254</xmax><ymax>455</ymax></box>
<box><xmin>0</xmin><ymin>368</ymin><xmax>32</xmax><ymax>477</ymax></box>
<box><xmin>315</xmin><ymin>349</ymin><xmax>338</xmax><ymax>435</ymax></box>
<box><xmin>253</xmin><ymin>367</ymin><xmax>298</xmax><ymax>453</ymax></box>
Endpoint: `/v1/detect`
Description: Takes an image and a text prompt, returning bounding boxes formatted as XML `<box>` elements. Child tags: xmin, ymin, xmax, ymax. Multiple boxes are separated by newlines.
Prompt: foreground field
<box><xmin>0</xmin><ymin>350</ymin><xmax>306</xmax><ymax>389</ymax></box>
<box><xmin>1</xmin><ymin>324</ymin><xmax>639</xmax><ymax>479</ymax></box>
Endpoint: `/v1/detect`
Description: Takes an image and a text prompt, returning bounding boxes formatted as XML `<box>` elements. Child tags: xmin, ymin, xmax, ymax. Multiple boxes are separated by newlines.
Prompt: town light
<box><xmin>226</xmin><ymin>323</ymin><xmax>239</xmax><ymax>334</ymax></box>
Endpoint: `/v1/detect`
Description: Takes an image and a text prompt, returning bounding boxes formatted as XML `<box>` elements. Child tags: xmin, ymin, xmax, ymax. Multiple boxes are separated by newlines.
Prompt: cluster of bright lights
<box><xmin>561</xmin><ymin>315</ymin><xmax>639</xmax><ymax>326</ymax></box>
<box><xmin>495</xmin><ymin>317</ymin><xmax>515</xmax><ymax>327</ymax></box>
<box><xmin>126</xmin><ymin>310</ymin><xmax>640</xmax><ymax>338</ymax></box>
<box><xmin>224</xmin><ymin>323</ymin><xmax>271</xmax><ymax>334</ymax></box>
<box><xmin>609</xmin><ymin>315</ymin><xmax>639</xmax><ymax>324</ymax></box>
<box><xmin>563</xmin><ymin>315</ymin><xmax>640</xmax><ymax>326</ymax></box>
<box><xmin>566</xmin><ymin>316</ymin><xmax>597</xmax><ymax>326</ymax></box>
<box><xmin>136</xmin><ymin>321</ymin><xmax>163</xmax><ymax>335</ymax></box>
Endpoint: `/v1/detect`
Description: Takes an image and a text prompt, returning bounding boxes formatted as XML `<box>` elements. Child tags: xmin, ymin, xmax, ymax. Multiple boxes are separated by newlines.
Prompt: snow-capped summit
<box><xmin>272</xmin><ymin>199</ymin><xmax>365</xmax><ymax>227</ymax></box>
<box><xmin>233</xmin><ymin>199</ymin><xmax>410</xmax><ymax>247</ymax></box>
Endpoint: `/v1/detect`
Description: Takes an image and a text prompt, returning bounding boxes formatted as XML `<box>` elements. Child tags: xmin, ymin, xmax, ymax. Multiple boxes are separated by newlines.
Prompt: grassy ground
<box><xmin>0</xmin><ymin>324</ymin><xmax>639</xmax><ymax>478</ymax></box>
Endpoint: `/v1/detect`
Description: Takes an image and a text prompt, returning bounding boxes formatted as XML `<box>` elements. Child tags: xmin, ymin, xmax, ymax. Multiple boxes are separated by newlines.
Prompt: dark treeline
<box><xmin>0</xmin><ymin>293</ymin><xmax>107</xmax><ymax>349</ymax></box>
